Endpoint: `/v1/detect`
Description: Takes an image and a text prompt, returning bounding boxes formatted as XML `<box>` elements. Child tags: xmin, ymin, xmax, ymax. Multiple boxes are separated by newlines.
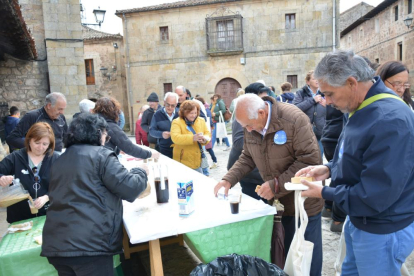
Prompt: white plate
<box><xmin>285</xmin><ymin>181</ymin><xmax>323</xmax><ymax>191</ymax></box>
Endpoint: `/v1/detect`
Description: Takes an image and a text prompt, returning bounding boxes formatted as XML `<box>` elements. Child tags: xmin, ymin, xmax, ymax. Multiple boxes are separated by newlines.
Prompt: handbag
<box><xmin>223</xmin><ymin>108</ymin><xmax>232</xmax><ymax>121</ymax></box>
<box><xmin>216</xmin><ymin>112</ymin><xmax>228</xmax><ymax>139</ymax></box>
<box><xmin>187</xmin><ymin>125</ymin><xmax>209</xmax><ymax>169</ymax></box>
<box><xmin>284</xmin><ymin>191</ymin><xmax>314</xmax><ymax>276</ymax></box>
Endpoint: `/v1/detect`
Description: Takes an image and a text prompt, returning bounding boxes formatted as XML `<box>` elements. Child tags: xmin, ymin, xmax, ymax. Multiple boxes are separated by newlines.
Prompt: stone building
<box><xmin>340</xmin><ymin>0</ymin><xmax>414</xmax><ymax>91</ymax></box>
<box><xmin>116</xmin><ymin>0</ymin><xmax>339</xmax><ymax>128</ymax></box>
<box><xmin>0</xmin><ymin>0</ymin><xmax>88</xmax><ymax>120</ymax></box>
<box><xmin>82</xmin><ymin>26</ymin><xmax>130</xmax><ymax>129</ymax></box>
<box><xmin>339</xmin><ymin>2</ymin><xmax>374</xmax><ymax>32</ymax></box>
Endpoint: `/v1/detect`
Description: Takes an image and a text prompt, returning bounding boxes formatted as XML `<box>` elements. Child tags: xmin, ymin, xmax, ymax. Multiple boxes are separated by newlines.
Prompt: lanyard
<box><xmin>186</xmin><ymin>125</ymin><xmax>206</xmax><ymax>158</ymax></box>
<box><xmin>349</xmin><ymin>93</ymin><xmax>403</xmax><ymax>118</ymax></box>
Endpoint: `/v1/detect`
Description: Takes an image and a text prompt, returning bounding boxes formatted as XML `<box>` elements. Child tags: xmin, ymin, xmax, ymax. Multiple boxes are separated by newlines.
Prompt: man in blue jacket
<box><xmin>297</xmin><ymin>50</ymin><xmax>414</xmax><ymax>275</ymax></box>
<box><xmin>149</xmin><ymin>92</ymin><xmax>179</xmax><ymax>158</ymax></box>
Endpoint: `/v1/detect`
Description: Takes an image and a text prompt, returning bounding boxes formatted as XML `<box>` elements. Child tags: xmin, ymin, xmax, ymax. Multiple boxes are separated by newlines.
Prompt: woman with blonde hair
<box><xmin>171</xmin><ymin>100</ymin><xmax>210</xmax><ymax>173</ymax></box>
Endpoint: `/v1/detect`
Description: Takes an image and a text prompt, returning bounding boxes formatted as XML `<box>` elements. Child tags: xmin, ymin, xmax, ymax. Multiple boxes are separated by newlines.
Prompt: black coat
<box><xmin>6</xmin><ymin>107</ymin><xmax>68</xmax><ymax>151</ymax></box>
<box><xmin>320</xmin><ymin>106</ymin><xmax>345</xmax><ymax>160</ymax></box>
<box><xmin>0</xmin><ymin>148</ymin><xmax>60</xmax><ymax>223</ymax></box>
<box><xmin>141</xmin><ymin>105</ymin><xmax>162</xmax><ymax>144</ymax></box>
<box><xmin>292</xmin><ymin>86</ymin><xmax>326</xmax><ymax>140</ymax></box>
<box><xmin>41</xmin><ymin>144</ymin><xmax>148</xmax><ymax>257</ymax></box>
<box><xmin>101</xmin><ymin>115</ymin><xmax>152</xmax><ymax>159</ymax></box>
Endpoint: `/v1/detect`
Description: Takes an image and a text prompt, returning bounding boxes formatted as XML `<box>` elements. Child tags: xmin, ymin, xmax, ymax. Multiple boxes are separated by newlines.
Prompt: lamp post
<box><xmin>82</xmin><ymin>7</ymin><xmax>106</xmax><ymax>27</ymax></box>
<box><xmin>404</xmin><ymin>16</ymin><xmax>413</xmax><ymax>29</ymax></box>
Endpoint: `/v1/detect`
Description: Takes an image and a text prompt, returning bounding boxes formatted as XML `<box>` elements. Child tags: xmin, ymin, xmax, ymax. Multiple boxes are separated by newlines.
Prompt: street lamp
<box><xmin>404</xmin><ymin>16</ymin><xmax>413</xmax><ymax>29</ymax></box>
<box><xmin>82</xmin><ymin>7</ymin><xmax>106</xmax><ymax>27</ymax></box>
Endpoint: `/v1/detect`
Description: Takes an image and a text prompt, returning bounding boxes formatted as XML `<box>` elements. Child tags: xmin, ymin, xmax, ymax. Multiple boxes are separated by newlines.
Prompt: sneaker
<box><xmin>210</xmin><ymin>163</ymin><xmax>218</xmax><ymax>169</ymax></box>
<box><xmin>223</xmin><ymin>146</ymin><xmax>231</xmax><ymax>151</ymax></box>
<box><xmin>321</xmin><ymin>207</ymin><xmax>332</xmax><ymax>218</ymax></box>
<box><xmin>330</xmin><ymin>221</ymin><xmax>344</xmax><ymax>233</ymax></box>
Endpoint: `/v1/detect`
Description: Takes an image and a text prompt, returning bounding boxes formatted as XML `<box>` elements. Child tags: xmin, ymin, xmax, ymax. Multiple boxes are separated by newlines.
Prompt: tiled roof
<box><xmin>82</xmin><ymin>25</ymin><xmax>122</xmax><ymax>41</ymax></box>
<box><xmin>0</xmin><ymin>0</ymin><xmax>37</xmax><ymax>60</ymax></box>
<box><xmin>116</xmin><ymin>0</ymin><xmax>240</xmax><ymax>15</ymax></box>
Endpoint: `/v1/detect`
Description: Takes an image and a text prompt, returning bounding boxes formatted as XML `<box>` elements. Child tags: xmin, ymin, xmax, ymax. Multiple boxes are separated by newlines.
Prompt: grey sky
<box><xmin>81</xmin><ymin>0</ymin><xmax>384</xmax><ymax>34</ymax></box>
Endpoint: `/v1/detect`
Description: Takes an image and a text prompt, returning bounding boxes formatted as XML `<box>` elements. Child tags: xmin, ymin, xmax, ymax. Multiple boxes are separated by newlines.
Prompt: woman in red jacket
<box><xmin>135</xmin><ymin>105</ymin><xmax>149</xmax><ymax>146</ymax></box>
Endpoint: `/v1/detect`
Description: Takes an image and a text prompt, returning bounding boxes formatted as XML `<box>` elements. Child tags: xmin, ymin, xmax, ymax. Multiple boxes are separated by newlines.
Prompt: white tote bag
<box><xmin>284</xmin><ymin>191</ymin><xmax>314</xmax><ymax>276</ymax></box>
<box><xmin>216</xmin><ymin>111</ymin><xmax>228</xmax><ymax>139</ymax></box>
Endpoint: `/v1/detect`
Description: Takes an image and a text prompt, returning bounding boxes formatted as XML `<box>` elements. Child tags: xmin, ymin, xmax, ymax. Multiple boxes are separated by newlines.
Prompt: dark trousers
<box><xmin>160</xmin><ymin>146</ymin><xmax>173</xmax><ymax>159</ymax></box>
<box><xmin>206</xmin><ymin>148</ymin><xmax>217</xmax><ymax>163</ymax></box>
<box><xmin>282</xmin><ymin>212</ymin><xmax>322</xmax><ymax>276</ymax></box>
<box><xmin>48</xmin><ymin>255</ymin><xmax>114</xmax><ymax>276</ymax></box>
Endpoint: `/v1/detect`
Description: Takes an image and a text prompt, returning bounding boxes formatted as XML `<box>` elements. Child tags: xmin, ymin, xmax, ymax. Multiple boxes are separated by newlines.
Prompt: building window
<box><xmin>206</xmin><ymin>14</ymin><xmax>243</xmax><ymax>55</ymax></box>
<box><xmin>409</xmin><ymin>0</ymin><xmax>413</xmax><ymax>14</ymax></box>
<box><xmin>287</xmin><ymin>75</ymin><xmax>298</xmax><ymax>89</ymax></box>
<box><xmin>160</xmin><ymin>26</ymin><xmax>169</xmax><ymax>42</ymax></box>
<box><xmin>375</xmin><ymin>18</ymin><xmax>380</xmax><ymax>33</ymax></box>
<box><xmin>394</xmin><ymin>5</ymin><xmax>399</xmax><ymax>21</ymax></box>
<box><xmin>375</xmin><ymin>58</ymin><xmax>379</xmax><ymax>63</ymax></box>
<box><xmin>398</xmin><ymin>42</ymin><xmax>403</xmax><ymax>61</ymax></box>
<box><xmin>85</xmin><ymin>59</ymin><xmax>95</xmax><ymax>85</ymax></box>
<box><xmin>163</xmin><ymin>83</ymin><xmax>172</xmax><ymax>94</ymax></box>
<box><xmin>285</xmin><ymin>14</ymin><xmax>296</xmax><ymax>29</ymax></box>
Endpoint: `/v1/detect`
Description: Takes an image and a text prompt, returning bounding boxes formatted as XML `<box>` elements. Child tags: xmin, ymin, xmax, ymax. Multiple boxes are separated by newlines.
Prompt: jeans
<box><xmin>206</xmin><ymin>148</ymin><xmax>217</xmax><ymax>163</ymax></box>
<box><xmin>194</xmin><ymin>167</ymin><xmax>203</xmax><ymax>174</ymax></box>
<box><xmin>342</xmin><ymin>219</ymin><xmax>414</xmax><ymax>276</ymax></box>
<box><xmin>212</xmin><ymin>122</ymin><xmax>230</xmax><ymax>147</ymax></box>
<box><xmin>48</xmin><ymin>255</ymin><xmax>114</xmax><ymax>276</ymax></box>
<box><xmin>283</xmin><ymin>212</ymin><xmax>323</xmax><ymax>276</ymax></box>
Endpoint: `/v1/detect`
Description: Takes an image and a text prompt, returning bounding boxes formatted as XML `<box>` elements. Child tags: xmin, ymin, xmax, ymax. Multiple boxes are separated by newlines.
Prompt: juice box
<box><xmin>177</xmin><ymin>180</ymin><xmax>194</xmax><ymax>216</ymax></box>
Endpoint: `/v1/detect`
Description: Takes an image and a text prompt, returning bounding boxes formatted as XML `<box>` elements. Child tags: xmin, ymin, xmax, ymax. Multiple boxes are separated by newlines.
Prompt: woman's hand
<box><xmin>0</xmin><ymin>175</ymin><xmax>13</xmax><ymax>187</ymax></box>
<box><xmin>193</xmin><ymin>133</ymin><xmax>203</xmax><ymax>142</ymax></box>
<box><xmin>34</xmin><ymin>195</ymin><xmax>49</xmax><ymax>209</ymax></box>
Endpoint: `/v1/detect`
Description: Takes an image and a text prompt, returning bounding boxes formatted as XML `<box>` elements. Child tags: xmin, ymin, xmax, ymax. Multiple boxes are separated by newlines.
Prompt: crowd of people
<box><xmin>0</xmin><ymin>50</ymin><xmax>413</xmax><ymax>275</ymax></box>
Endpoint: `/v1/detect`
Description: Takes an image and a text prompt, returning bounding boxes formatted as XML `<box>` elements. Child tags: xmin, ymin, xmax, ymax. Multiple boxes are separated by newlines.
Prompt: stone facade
<box><xmin>83</xmin><ymin>28</ymin><xmax>129</xmax><ymax>129</ymax></box>
<box><xmin>117</xmin><ymin>0</ymin><xmax>339</xmax><ymax>126</ymax></box>
<box><xmin>340</xmin><ymin>0</ymin><xmax>414</xmax><ymax>92</ymax></box>
<box><xmin>339</xmin><ymin>2</ymin><xmax>374</xmax><ymax>32</ymax></box>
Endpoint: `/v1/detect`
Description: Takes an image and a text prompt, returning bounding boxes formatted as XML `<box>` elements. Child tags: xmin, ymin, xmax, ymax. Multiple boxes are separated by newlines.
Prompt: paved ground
<box><xmin>1</xmin><ymin>135</ymin><xmax>413</xmax><ymax>275</ymax></box>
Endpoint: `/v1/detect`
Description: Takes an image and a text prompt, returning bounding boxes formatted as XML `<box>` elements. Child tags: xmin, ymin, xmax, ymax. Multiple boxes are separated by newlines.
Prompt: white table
<box><xmin>120</xmin><ymin>155</ymin><xmax>275</xmax><ymax>275</ymax></box>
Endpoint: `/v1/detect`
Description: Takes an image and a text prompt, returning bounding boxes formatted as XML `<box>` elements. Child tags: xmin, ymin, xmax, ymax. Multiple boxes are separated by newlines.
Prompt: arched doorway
<box><xmin>214</xmin><ymin>78</ymin><xmax>241</xmax><ymax>107</ymax></box>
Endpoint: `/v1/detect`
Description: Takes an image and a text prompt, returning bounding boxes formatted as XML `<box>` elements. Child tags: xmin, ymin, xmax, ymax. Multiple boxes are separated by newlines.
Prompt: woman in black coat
<box><xmin>0</xmin><ymin>122</ymin><xmax>59</xmax><ymax>223</ymax></box>
<box><xmin>41</xmin><ymin>113</ymin><xmax>148</xmax><ymax>275</ymax></box>
<box><xmin>92</xmin><ymin>97</ymin><xmax>160</xmax><ymax>160</ymax></box>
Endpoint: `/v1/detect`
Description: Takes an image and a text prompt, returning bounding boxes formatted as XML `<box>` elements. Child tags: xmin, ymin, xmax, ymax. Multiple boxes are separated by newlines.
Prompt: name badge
<box><xmin>274</xmin><ymin>130</ymin><xmax>287</xmax><ymax>145</ymax></box>
<box><xmin>21</xmin><ymin>169</ymin><xmax>29</xmax><ymax>174</ymax></box>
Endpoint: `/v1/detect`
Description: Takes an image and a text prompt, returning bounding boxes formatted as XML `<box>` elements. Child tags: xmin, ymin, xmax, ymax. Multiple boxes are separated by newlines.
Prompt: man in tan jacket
<box><xmin>214</xmin><ymin>93</ymin><xmax>323</xmax><ymax>275</ymax></box>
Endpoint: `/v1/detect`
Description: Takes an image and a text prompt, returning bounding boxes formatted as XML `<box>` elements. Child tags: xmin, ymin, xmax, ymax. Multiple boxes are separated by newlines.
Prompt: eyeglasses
<box><xmin>32</xmin><ymin>166</ymin><xmax>41</xmax><ymax>199</ymax></box>
<box><xmin>165</xmin><ymin>103</ymin><xmax>177</xmax><ymax>108</ymax></box>
<box><xmin>386</xmin><ymin>80</ymin><xmax>411</xmax><ymax>89</ymax></box>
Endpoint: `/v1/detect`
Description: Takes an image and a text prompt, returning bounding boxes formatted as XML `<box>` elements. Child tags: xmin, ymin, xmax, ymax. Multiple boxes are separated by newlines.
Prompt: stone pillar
<box><xmin>42</xmin><ymin>0</ymin><xmax>87</xmax><ymax>117</ymax></box>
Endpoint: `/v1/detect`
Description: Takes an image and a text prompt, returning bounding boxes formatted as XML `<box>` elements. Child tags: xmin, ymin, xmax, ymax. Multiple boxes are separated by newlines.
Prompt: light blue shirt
<box><xmin>164</xmin><ymin>107</ymin><xmax>176</xmax><ymax>122</ymax></box>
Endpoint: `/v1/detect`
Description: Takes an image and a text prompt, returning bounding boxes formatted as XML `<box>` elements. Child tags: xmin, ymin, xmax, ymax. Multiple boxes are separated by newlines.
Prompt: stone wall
<box><xmin>339</xmin><ymin>2</ymin><xmax>374</xmax><ymax>32</ymax></box>
<box><xmin>42</xmin><ymin>0</ymin><xmax>87</xmax><ymax>118</ymax></box>
<box><xmin>84</xmin><ymin>38</ymin><xmax>129</xmax><ymax>129</ymax></box>
<box><xmin>121</xmin><ymin>0</ymin><xmax>339</xmax><ymax>124</ymax></box>
<box><xmin>340</xmin><ymin>0</ymin><xmax>414</xmax><ymax>92</ymax></box>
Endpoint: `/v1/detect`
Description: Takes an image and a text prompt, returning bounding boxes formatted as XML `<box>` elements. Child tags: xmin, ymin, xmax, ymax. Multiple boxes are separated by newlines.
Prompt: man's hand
<box><xmin>314</xmin><ymin>95</ymin><xmax>322</xmax><ymax>103</ymax></box>
<box><xmin>295</xmin><ymin>165</ymin><xmax>330</xmax><ymax>181</ymax></box>
<box><xmin>0</xmin><ymin>176</ymin><xmax>13</xmax><ymax>187</ymax></box>
<box><xmin>257</xmin><ymin>181</ymin><xmax>274</xmax><ymax>200</ymax></box>
<box><xmin>162</xmin><ymin>131</ymin><xmax>171</xmax><ymax>139</ymax></box>
<box><xmin>301</xmin><ymin>181</ymin><xmax>323</xmax><ymax>198</ymax></box>
<box><xmin>34</xmin><ymin>195</ymin><xmax>49</xmax><ymax>209</ymax></box>
<box><xmin>214</xmin><ymin>180</ymin><xmax>231</xmax><ymax>197</ymax></box>
<box><xmin>319</xmin><ymin>98</ymin><xmax>326</xmax><ymax>107</ymax></box>
<box><xmin>150</xmin><ymin>150</ymin><xmax>160</xmax><ymax>160</ymax></box>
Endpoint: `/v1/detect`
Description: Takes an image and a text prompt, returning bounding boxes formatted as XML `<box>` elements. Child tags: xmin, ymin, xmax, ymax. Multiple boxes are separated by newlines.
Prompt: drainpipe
<box><xmin>123</xmin><ymin>13</ymin><xmax>135</xmax><ymax>134</ymax></box>
<box><xmin>333</xmin><ymin>0</ymin><xmax>336</xmax><ymax>52</ymax></box>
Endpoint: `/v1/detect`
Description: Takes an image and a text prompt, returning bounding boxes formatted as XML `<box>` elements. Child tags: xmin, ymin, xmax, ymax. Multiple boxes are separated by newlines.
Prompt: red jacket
<box><xmin>135</xmin><ymin>117</ymin><xmax>149</xmax><ymax>146</ymax></box>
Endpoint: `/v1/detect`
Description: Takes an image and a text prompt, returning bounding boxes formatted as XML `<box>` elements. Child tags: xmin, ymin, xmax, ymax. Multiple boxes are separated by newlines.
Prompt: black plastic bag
<box><xmin>190</xmin><ymin>254</ymin><xmax>288</xmax><ymax>276</ymax></box>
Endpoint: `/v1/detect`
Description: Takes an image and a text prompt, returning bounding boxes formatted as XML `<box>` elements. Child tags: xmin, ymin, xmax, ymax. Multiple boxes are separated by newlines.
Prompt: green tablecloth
<box><xmin>0</xmin><ymin>216</ymin><xmax>122</xmax><ymax>276</ymax></box>
<box><xmin>184</xmin><ymin>215</ymin><xmax>273</xmax><ymax>263</ymax></box>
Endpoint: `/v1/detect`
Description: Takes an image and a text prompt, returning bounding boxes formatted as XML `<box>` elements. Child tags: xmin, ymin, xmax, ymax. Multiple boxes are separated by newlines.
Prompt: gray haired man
<box><xmin>7</xmin><ymin>92</ymin><xmax>68</xmax><ymax>152</ymax></box>
<box><xmin>298</xmin><ymin>50</ymin><xmax>414</xmax><ymax>275</ymax></box>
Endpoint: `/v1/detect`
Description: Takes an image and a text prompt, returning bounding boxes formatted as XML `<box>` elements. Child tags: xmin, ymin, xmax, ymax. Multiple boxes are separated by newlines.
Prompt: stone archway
<box><xmin>214</xmin><ymin>78</ymin><xmax>241</xmax><ymax>108</ymax></box>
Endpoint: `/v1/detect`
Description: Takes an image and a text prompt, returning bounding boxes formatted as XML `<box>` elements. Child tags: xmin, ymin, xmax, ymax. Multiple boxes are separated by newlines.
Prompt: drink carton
<box><xmin>177</xmin><ymin>180</ymin><xmax>195</xmax><ymax>216</ymax></box>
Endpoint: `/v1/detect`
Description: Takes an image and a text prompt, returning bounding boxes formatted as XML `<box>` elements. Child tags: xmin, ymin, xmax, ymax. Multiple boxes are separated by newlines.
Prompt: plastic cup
<box><xmin>229</xmin><ymin>194</ymin><xmax>240</xmax><ymax>214</ymax></box>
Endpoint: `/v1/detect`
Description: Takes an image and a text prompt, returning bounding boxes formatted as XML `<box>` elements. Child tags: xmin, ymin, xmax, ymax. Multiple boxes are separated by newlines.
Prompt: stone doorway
<box><xmin>214</xmin><ymin>78</ymin><xmax>241</xmax><ymax>107</ymax></box>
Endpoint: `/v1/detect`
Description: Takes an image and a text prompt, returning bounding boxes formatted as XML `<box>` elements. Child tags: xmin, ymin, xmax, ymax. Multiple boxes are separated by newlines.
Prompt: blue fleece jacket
<box><xmin>149</xmin><ymin>107</ymin><xmax>178</xmax><ymax>157</ymax></box>
<box><xmin>322</xmin><ymin>77</ymin><xmax>414</xmax><ymax>234</ymax></box>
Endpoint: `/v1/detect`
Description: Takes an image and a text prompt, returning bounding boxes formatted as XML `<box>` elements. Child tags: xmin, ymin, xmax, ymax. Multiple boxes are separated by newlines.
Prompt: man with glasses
<box><xmin>149</xmin><ymin>92</ymin><xmax>179</xmax><ymax>158</ymax></box>
<box><xmin>7</xmin><ymin>92</ymin><xmax>68</xmax><ymax>153</ymax></box>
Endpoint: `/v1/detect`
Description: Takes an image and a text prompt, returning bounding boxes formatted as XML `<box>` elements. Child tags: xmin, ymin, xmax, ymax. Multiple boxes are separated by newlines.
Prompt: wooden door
<box><xmin>85</xmin><ymin>59</ymin><xmax>95</xmax><ymax>85</ymax></box>
<box><xmin>214</xmin><ymin>78</ymin><xmax>241</xmax><ymax>108</ymax></box>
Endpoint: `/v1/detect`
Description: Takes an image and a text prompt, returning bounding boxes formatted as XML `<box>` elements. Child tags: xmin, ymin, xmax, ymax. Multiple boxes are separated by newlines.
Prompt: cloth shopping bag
<box><xmin>284</xmin><ymin>191</ymin><xmax>314</xmax><ymax>276</ymax></box>
<box><xmin>216</xmin><ymin>111</ymin><xmax>228</xmax><ymax>139</ymax></box>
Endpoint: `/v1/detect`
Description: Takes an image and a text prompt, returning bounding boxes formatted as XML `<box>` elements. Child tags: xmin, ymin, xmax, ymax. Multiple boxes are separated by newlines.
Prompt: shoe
<box><xmin>223</xmin><ymin>146</ymin><xmax>231</xmax><ymax>151</ymax></box>
<box><xmin>321</xmin><ymin>207</ymin><xmax>332</xmax><ymax>218</ymax></box>
<box><xmin>330</xmin><ymin>221</ymin><xmax>344</xmax><ymax>233</ymax></box>
<box><xmin>210</xmin><ymin>163</ymin><xmax>218</xmax><ymax>169</ymax></box>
